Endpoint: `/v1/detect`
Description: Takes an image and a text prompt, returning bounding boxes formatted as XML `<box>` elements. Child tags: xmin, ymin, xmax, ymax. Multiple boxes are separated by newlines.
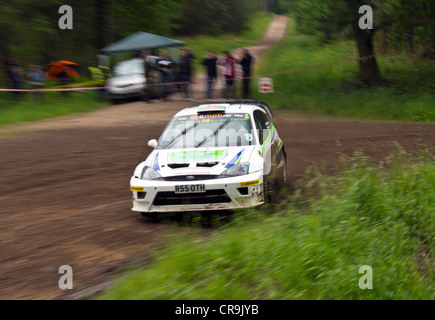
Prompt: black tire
<box><xmin>263</xmin><ymin>154</ymin><xmax>288</xmax><ymax>209</ymax></box>
<box><xmin>141</xmin><ymin>212</ymin><xmax>160</xmax><ymax>223</ymax></box>
<box><xmin>278</xmin><ymin>154</ymin><xmax>288</xmax><ymax>189</ymax></box>
<box><xmin>263</xmin><ymin>178</ymin><xmax>273</xmax><ymax>204</ymax></box>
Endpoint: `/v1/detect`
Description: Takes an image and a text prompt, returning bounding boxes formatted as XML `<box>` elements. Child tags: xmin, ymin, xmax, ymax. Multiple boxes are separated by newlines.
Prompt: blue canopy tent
<box><xmin>99</xmin><ymin>31</ymin><xmax>185</xmax><ymax>54</ymax></box>
<box><xmin>98</xmin><ymin>31</ymin><xmax>186</xmax><ymax>67</ymax></box>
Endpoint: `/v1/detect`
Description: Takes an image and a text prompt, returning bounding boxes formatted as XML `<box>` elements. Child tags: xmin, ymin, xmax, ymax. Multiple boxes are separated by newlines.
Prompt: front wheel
<box><xmin>262</xmin><ymin>178</ymin><xmax>273</xmax><ymax>204</ymax></box>
<box><xmin>278</xmin><ymin>155</ymin><xmax>288</xmax><ymax>189</ymax></box>
<box><xmin>141</xmin><ymin>212</ymin><xmax>160</xmax><ymax>223</ymax></box>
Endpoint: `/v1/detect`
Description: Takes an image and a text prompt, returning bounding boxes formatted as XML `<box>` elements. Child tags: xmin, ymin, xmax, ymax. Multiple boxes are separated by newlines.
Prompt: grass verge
<box><xmin>252</xmin><ymin>19</ymin><xmax>435</xmax><ymax>122</ymax></box>
<box><xmin>0</xmin><ymin>91</ymin><xmax>107</xmax><ymax>126</ymax></box>
<box><xmin>97</xmin><ymin>147</ymin><xmax>435</xmax><ymax>300</ymax></box>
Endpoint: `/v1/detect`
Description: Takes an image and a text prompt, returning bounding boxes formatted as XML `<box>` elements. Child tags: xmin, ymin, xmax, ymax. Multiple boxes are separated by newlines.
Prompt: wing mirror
<box><xmin>148</xmin><ymin>139</ymin><xmax>158</xmax><ymax>149</ymax></box>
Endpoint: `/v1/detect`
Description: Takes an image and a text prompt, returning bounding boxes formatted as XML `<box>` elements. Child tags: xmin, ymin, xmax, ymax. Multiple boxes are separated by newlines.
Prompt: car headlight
<box><xmin>141</xmin><ymin>166</ymin><xmax>164</xmax><ymax>180</ymax></box>
<box><xmin>218</xmin><ymin>162</ymin><xmax>250</xmax><ymax>178</ymax></box>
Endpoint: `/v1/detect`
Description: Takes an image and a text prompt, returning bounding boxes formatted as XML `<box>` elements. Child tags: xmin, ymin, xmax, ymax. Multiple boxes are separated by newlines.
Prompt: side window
<box><xmin>253</xmin><ymin>110</ymin><xmax>271</xmax><ymax>144</ymax></box>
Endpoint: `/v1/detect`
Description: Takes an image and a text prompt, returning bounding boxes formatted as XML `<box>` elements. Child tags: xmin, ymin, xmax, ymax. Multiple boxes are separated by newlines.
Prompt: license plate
<box><xmin>175</xmin><ymin>184</ymin><xmax>206</xmax><ymax>194</ymax></box>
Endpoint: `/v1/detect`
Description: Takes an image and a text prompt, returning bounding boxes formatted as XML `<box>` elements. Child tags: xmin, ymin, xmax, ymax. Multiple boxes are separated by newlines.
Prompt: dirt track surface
<box><xmin>1</xmin><ymin>101</ymin><xmax>435</xmax><ymax>299</ymax></box>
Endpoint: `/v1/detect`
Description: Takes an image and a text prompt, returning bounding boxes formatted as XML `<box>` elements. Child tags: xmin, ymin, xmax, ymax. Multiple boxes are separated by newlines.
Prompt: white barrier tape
<box><xmin>0</xmin><ymin>55</ymin><xmax>376</xmax><ymax>92</ymax></box>
<box><xmin>0</xmin><ymin>81</ymin><xmax>195</xmax><ymax>92</ymax></box>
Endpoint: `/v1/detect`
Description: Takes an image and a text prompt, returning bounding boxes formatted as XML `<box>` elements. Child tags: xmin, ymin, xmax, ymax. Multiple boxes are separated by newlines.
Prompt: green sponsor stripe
<box><xmin>276</xmin><ymin>141</ymin><xmax>283</xmax><ymax>156</ymax></box>
<box><xmin>261</xmin><ymin>124</ymin><xmax>274</xmax><ymax>155</ymax></box>
<box><xmin>236</xmin><ymin>149</ymin><xmax>246</xmax><ymax>164</ymax></box>
<box><xmin>169</xmin><ymin>150</ymin><xmax>227</xmax><ymax>162</ymax></box>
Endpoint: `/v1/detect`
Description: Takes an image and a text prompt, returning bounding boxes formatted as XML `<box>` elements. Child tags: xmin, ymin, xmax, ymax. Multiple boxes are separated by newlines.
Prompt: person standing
<box><xmin>179</xmin><ymin>49</ymin><xmax>195</xmax><ymax>100</ymax></box>
<box><xmin>202</xmin><ymin>51</ymin><xmax>218</xmax><ymax>99</ymax></box>
<box><xmin>222</xmin><ymin>51</ymin><xmax>238</xmax><ymax>99</ymax></box>
<box><xmin>5</xmin><ymin>55</ymin><xmax>23</xmax><ymax>99</ymax></box>
<box><xmin>158</xmin><ymin>57</ymin><xmax>174</xmax><ymax>101</ymax></box>
<box><xmin>88</xmin><ymin>59</ymin><xmax>106</xmax><ymax>101</ymax></box>
<box><xmin>240</xmin><ymin>49</ymin><xmax>253</xmax><ymax>99</ymax></box>
<box><xmin>27</xmin><ymin>64</ymin><xmax>45</xmax><ymax>100</ymax></box>
<box><xmin>139</xmin><ymin>50</ymin><xmax>154</xmax><ymax>103</ymax></box>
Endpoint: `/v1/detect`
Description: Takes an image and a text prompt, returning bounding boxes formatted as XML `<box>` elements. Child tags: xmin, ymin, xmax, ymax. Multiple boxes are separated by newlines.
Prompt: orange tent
<box><xmin>46</xmin><ymin>61</ymin><xmax>79</xmax><ymax>81</ymax></box>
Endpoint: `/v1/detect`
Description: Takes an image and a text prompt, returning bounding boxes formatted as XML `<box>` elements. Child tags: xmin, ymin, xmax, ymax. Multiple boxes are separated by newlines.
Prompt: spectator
<box><xmin>179</xmin><ymin>49</ymin><xmax>195</xmax><ymax>100</ymax></box>
<box><xmin>240</xmin><ymin>48</ymin><xmax>254</xmax><ymax>99</ymax></box>
<box><xmin>57</xmin><ymin>67</ymin><xmax>69</xmax><ymax>97</ymax></box>
<box><xmin>140</xmin><ymin>50</ymin><xmax>152</xmax><ymax>77</ymax></box>
<box><xmin>27</xmin><ymin>64</ymin><xmax>45</xmax><ymax>100</ymax></box>
<box><xmin>5</xmin><ymin>55</ymin><xmax>23</xmax><ymax>99</ymax></box>
<box><xmin>222</xmin><ymin>51</ymin><xmax>238</xmax><ymax>99</ymax></box>
<box><xmin>202</xmin><ymin>51</ymin><xmax>218</xmax><ymax>99</ymax></box>
<box><xmin>140</xmin><ymin>50</ymin><xmax>153</xmax><ymax>103</ymax></box>
<box><xmin>158</xmin><ymin>57</ymin><xmax>174</xmax><ymax>101</ymax></box>
<box><xmin>88</xmin><ymin>59</ymin><xmax>107</xmax><ymax>101</ymax></box>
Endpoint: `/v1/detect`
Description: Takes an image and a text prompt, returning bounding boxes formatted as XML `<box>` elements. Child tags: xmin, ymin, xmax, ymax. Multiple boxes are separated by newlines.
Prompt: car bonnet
<box><xmin>146</xmin><ymin>146</ymin><xmax>256</xmax><ymax>177</ymax></box>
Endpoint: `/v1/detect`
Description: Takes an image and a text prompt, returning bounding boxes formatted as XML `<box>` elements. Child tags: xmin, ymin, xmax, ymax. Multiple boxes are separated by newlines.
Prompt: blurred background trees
<box><xmin>1</xmin><ymin>0</ymin><xmax>434</xmax><ymax>86</ymax></box>
<box><xmin>0</xmin><ymin>0</ymin><xmax>263</xmax><ymax>85</ymax></box>
<box><xmin>271</xmin><ymin>0</ymin><xmax>435</xmax><ymax>84</ymax></box>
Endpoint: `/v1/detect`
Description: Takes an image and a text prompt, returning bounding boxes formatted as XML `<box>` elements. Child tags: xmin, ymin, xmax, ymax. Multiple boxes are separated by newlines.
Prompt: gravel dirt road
<box><xmin>1</xmin><ymin>101</ymin><xmax>434</xmax><ymax>299</ymax></box>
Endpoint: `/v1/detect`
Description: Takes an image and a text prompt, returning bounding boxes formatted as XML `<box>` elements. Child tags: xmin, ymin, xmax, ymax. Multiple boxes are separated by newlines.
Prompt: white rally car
<box><xmin>130</xmin><ymin>101</ymin><xmax>287</xmax><ymax>214</ymax></box>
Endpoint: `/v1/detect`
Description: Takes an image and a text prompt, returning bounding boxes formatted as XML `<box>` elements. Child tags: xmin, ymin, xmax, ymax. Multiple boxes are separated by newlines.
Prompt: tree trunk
<box><xmin>408</xmin><ymin>24</ymin><xmax>414</xmax><ymax>55</ymax></box>
<box><xmin>95</xmin><ymin>0</ymin><xmax>111</xmax><ymax>49</ymax></box>
<box><xmin>381</xmin><ymin>26</ymin><xmax>388</xmax><ymax>55</ymax></box>
<box><xmin>351</xmin><ymin>23</ymin><xmax>382</xmax><ymax>85</ymax></box>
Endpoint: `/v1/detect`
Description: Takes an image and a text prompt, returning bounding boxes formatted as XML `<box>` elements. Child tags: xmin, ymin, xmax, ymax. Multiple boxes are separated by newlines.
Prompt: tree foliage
<box><xmin>0</xmin><ymin>0</ymin><xmax>262</xmax><ymax>85</ymax></box>
<box><xmin>171</xmin><ymin>0</ymin><xmax>263</xmax><ymax>35</ymax></box>
<box><xmin>277</xmin><ymin>0</ymin><xmax>435</xmax><ymax>84</ymax></box>
<box><xmin>283</xmin><ymin>0</ymin><xmax>435</xmax><ymax>58</ymax></box>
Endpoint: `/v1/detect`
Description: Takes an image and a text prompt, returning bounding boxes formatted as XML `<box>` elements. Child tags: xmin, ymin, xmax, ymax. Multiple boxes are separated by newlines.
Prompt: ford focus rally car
<box><xmin>130</xmin><ymin>101</ymin><xmax>287</xmax><ymax>214</ymax></box>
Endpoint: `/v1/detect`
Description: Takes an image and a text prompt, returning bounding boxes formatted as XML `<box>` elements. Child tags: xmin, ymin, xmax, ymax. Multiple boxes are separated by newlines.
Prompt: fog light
<box><xmin>237</xmin><ymin>187</ymin><xmax>249</xmax><ymax>195</ymax></box>
<box><xmin>137</xmin><ymin>192</ymin><xmax>147</xmax><ymax>200</ymax></box>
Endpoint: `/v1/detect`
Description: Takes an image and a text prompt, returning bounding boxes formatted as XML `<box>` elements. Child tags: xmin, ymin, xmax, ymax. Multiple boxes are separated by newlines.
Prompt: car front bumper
<box><xmin>130</xmin><ymin>171</ymin><xmax>264</xmax><ymax>213</ymax></box>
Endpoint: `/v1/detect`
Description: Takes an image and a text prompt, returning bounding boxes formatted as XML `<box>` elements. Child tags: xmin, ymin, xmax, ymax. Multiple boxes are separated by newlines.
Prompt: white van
<box><xmin>107</xmin><ymin>56</ymin><xmax>162</xmax><ymax>103</ymax></box>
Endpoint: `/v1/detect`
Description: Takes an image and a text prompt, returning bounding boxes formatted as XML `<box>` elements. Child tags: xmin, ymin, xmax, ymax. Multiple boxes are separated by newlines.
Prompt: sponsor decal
<box><xmin>178</xmin><ymin>113</ymin><xmax>250</xmax><ymax>124</ymax></box>
<box><xmin>152</xmin><ymin>152</ymin><xmax>160</xmax><ymax>171</ymax></box>
<box><xmin>225</xmin><ymin>149</ymin><xmax>245</xmax><ymax>168</ymax></box>
<box><xmin>240</xmin><ymin>180</ymin><xmax>260</xmax><ymax>188</ymax></box>
<box><xmin>197</xmin><ymin>104</ymin><xmax>228</xmax><ymax>112</ymax></box>
<box><xmin>169</xmin><ymin>150</ymin><xmax>228</xmax><ymax>162</ymax></box>
<box><xmin>131</xmin><ymin>186</ymin><xmax>145</xmax><ymax>192</ymax></box>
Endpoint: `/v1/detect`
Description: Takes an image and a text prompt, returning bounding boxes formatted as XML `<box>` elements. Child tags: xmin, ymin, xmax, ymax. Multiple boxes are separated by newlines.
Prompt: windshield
<box><xmin>113</xmin><ymin>59</ymin><xmax>144</xmax><ymax>77</ymax></box>
<box><xmin>157</xmin><ymin>113</ymin><xmax>254</xmax><ymax>149</ymax></box>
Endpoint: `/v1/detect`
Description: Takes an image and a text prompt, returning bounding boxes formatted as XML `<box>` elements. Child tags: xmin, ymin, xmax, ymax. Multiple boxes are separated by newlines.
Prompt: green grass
<box><xmin>0</xmin><ymin>91</ymin><xmax>107</xmax><ymax>126</ymax></box>
<box><xmin>252</xmin><ymin>19</ymin><xmax>435</xmax><ymax>122</ymax></box>
<box><xmin>97</xmin><ymin>149</ymin><xmax>435</xmax><ymax>300</ymax></box>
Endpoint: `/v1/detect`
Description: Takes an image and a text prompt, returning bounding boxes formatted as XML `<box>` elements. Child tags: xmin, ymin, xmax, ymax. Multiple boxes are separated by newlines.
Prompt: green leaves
<box><xmin>171</xmin><ymin>0</ymin><xmax>260</xmax><ymax>35</ymax></box>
